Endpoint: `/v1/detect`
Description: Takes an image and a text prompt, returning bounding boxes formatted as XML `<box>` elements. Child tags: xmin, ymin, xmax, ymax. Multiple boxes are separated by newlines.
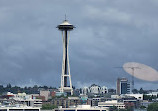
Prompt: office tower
<box><xmin>116</xmin><ymin>78</ymin><xmax>130</xmax><ymax>95</ymax></box>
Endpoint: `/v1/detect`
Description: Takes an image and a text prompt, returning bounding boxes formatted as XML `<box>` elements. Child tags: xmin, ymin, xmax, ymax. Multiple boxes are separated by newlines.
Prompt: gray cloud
<box><xmin>0</xmin><ymin>0</ymin><xmax>158</xmax><ymax>90</ymax></box>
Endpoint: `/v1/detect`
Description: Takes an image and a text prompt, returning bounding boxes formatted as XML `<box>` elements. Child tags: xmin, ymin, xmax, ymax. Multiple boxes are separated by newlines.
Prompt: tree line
<box><xmin>0</xmin><ymin>84</ymin><xmax>56</xmax><ymax>94</ymax></box>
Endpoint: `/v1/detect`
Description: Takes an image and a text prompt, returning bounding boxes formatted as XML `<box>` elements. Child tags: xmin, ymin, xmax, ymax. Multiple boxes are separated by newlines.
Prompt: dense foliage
<box><xmin>109</xmin><ymin>106</ymin><xmax>118</xmax><ymax>111</ymax></box>
<box><xmin>147</xmin><ymin>102</ymin><xmax>158</xmax><ymax>111</ymax></box>
<box><xmin>143</xmin><ymin>95</ymin><xmax>157</xmax><ymax>101</ymax></box>
<box><xmin>41</xmin><ymin>104</ymin><xmax>57</xmax><ymax>110</ymax></box>
<box><xmin>0</xmin><ymin>84</ymin><xmax>56</xmax><ymax>94</ymax></box>
<box><xmin>132</xmin><ymin>88</ymin><xmax>148</xmax><ymax>94</ymax></box>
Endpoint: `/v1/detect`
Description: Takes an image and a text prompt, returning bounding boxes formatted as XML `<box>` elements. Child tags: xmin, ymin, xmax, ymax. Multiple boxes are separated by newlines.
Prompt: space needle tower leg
<box><xmin>57</xmin><ymin>19</ymin><xmax>75</xmax><ymax>95</ymax></box>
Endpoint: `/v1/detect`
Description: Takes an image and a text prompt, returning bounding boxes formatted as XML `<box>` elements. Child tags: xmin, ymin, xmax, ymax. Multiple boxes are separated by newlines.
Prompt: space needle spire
<box><xmin>57</xmin><ymin>19</ymin><xmax>75</xmax><ymax>95</ymax></box>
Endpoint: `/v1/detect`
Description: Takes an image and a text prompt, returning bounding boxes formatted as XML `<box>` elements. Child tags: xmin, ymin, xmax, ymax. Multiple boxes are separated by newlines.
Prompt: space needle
<box><xmin>57</xmin><ymin>18</ymin><xmax>75</xmax><ymax>95</ymax></box>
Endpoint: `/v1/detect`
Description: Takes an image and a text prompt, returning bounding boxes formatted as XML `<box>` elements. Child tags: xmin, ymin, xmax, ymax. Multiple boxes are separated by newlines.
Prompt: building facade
<box><xmin>54</xmin><ymin>105</ymin><xmax>108</xmax><ymax>111</ymax></box>
<box><xmin>40</xmin><ymin>90</ymin><xmax>50</xmax><ymax>101</ymax></box>
<box><xmin>98</xmin><ymin>100</ymin><xmax>125</xmax><ymax>110</ymax></box>
<box><xmin>52</xmin><ymin>97</ymin><xmax>82</xmax><ymax>108</ymax></box>
<box><xmin>116</xmin><ymin>78</ymin><xmax>130</xmax><ymax>95</ymax></box>
<box><xmin>81</xmin><ymin>84</ymin><xmax>108</xmax><ymax>95</ymax></box>
<box><xmin>0</xmin><ymin>107</ymin><xmax>40</xmax><ymax>111</ymax></box>
<box><xmin>0</xmin><ymin>92</ymin><xmax>42</xmax><ymax>108</ymax></box>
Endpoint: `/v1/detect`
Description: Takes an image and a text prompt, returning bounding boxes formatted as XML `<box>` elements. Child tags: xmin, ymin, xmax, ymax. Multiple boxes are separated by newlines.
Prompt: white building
<box><xmin>98</xmin><ymin>100</ymin><xmax>125</xmax><ymax>110</ymax></box>
<box><xmin>90</xmin><ymin>85</ymin><xmax>101</xmax><ymax>94</ymax></box>
<box><xmin>82</xmin><ymin>87</ymin><xmax>90</xmax><ymax>95</ymax></box>
<box><xmin>123</xmin><ymin>94</ymin><xmax>143</xmax><ymax>100</ymax></box>
<box><xmin>100</xmin><ymin>86</ymin><xmax>108</xmax><ymax>94</ymax></box>
<box><xmin>54</xmin><ymin>105</ymin><xmax>108</xmax><ymax>111</ymax></box>
<box><xmin>15</xmin><ymin>93</ymin><xmax>42</xmax><ymax>108</ymax></box>
<box><xmin>2</xmin><ymin>92</ymin><xmax>42</xmax><ymax>108</ymax></box>
<box><xmin>0</xmin><ymin>106</ymin><xmax>40</xmax><ymax>111</ymax></box>
<box><xmin>82</xmin><ymin>84</ymin><xmax>108</xmax><ymax>95</ymax></box>
<box><xmin>146</xmin><ymin>91</ymin><xmax>158</xmax><ymax>96</ymax></box>
<box><xmin>111</xmin><ymin>95</ymin><xmax>120</xmax><ymax>99</ymax></box>
<box><xmin>40</xmin><ymin>90</ymin><xmax>50</xmax><ymax>101</ymax></box>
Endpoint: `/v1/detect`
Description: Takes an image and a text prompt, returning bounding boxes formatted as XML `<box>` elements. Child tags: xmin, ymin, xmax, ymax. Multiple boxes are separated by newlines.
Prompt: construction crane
<box><xmin>114</xmin><ymin>66</ymin><xmax>140</xmax><ymax>92</ymax></box>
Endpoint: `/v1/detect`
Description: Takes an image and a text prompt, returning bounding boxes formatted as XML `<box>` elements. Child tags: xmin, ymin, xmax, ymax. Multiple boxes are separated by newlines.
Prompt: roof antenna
<box><xmin>65</xmin><ymin>14</ymin><xmax>67</xmax><ymax>21</ymax></box>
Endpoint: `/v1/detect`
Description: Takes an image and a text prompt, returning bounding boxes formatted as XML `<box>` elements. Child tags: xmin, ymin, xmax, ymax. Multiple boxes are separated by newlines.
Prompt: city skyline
<box><xmin>0</xmin><ymin>0</ymin><xmax>158</xmax><ymax>90</ymax></box>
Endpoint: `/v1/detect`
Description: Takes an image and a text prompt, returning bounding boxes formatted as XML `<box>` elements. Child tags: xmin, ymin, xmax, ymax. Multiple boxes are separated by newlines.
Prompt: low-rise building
<box><xmin>123</xmin><ymin>94</ymin><xmax>143</xmax><ymax>100</ymax></box>
<box><xmin>98</xmin><ymin>100</ymin><xmax>125</xmax><ymax>109</ymax></box>
<box><xmin>40</xmin><ymin>90</ymin><xmax>50</xmax><ymax>101</ymax></box>
<box><xmin>0</xmin><ymin>106</ymin><xmax>40</xmax><ymax>111</ymax></box>
<box><xmin>111</xmin><ymin>94</ymin><xmax>141</xmax><ymax>108</ymax></box>
<box><xmin>52</xmin><ymin>97</ymin><xmax>81</xmax><ymax>108</ymax></box>
<box><xmin>0</xmin><ymin>92</ymin><xmax>42</xmax><ymax>108</ymax></box>
<box><xmin>146</xmin><ymin>91</ymin><xmax>158</xmax><ymax>96</ymax></box>
<box><xmin>54</xmin><ymin>105</ymin><xmax>108</xmax><ymax>111</ymax></box>
<box><xmin>87</xmin><ymin>97</ymin><xmax>113</xmax><ymax>106</ymax></box>
<box><xmin>81</xmin><ymin>84</ymin><xmax>108</xmax><ymax>95</ymax></box>
<box><xmin>140</xmin><ymin>100</ymin><xmax>153</xmax><ymax>108</ymax></box>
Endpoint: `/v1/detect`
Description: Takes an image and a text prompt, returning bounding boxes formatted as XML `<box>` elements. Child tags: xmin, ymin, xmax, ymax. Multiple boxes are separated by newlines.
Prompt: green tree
<box><xmin>139</xmin><ymin>88</ymin><xmax>144</xmax><ymax>94</ymax></box>
<box><xmin>109</xmin><ymin>106</ymin><xmax>118</xmax><ymax>111</ymax></box>
<box><xmin>119</xmin><ymin>109</ymin><xmax>130</xmax><ymax>111</ymax></box>
<box><xmin>140</xmin><ymin>105</ymin><xmax>146</xmax><ymax>109</ymax></box>
<box><xmin>43</xmin><ymin>85</ymin><xmax>48</xmax><ymax>90</ymax></box>
<box><xmin>132</xmin><ymin>89</ymin><xmax>138</xmax><ymax>94</ymax></box>
<box><xmin>139</xmin><ymin>88</ymin><xmax>147</xmax><ymax>94</ymax></box>
<box><xmin>41</xmin><ymin>104</ymin><xmax>57</xmax><ymax>110</ymax></box>
<box><xmin>144</xmin><ymin>95</ymin><xmax>157</xmax><ymax>101</ymax></box>
<box><xmin>147</xmin><ymin>102</ymin><xmax>158</xmax><ymax>111</ymax></box>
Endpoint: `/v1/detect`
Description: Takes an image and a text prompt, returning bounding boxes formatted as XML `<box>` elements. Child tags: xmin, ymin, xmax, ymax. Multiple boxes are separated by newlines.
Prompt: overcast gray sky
<box><xmin>0</xmin><ymin>0</ymin><xmax>158</xmax><ymax>90</ymax></box>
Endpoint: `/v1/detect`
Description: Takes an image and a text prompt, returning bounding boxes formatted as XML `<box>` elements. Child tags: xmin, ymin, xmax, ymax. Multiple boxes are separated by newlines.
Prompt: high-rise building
<box><xmin>57</xmin><ymin>19</ymin><xmax>75</xmax><ymax>95</ymax></box>
<box><xmin>116</xmin><ymin>78</ymin><xmax>130</xmax><ymax>95</ymax></box>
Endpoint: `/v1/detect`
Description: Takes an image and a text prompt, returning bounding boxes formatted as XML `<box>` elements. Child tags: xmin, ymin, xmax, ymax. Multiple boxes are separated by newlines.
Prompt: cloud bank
<box><xmin>0</xmin><ymin>0</ymin><xmax>158</xmax><ymax>89</ymax></box>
